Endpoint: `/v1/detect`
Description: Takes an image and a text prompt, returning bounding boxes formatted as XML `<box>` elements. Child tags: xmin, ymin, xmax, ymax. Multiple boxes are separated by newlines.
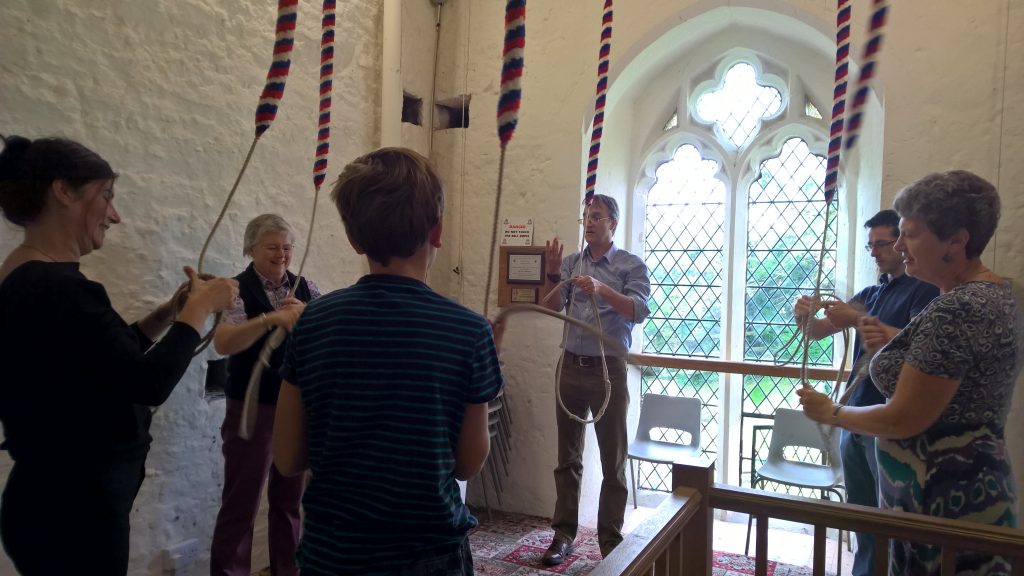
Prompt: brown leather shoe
<box><xmin>541</xmin><ymin>538</ymin><xmax>574</xmax><ymax>566</ymax></box>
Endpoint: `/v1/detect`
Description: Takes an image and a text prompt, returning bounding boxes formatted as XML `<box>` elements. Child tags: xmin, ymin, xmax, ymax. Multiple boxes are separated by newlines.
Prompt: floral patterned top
<box><xmin>869</xmin><ymin>280</ymin><xmax>1021</xmax><ymax>575</ymax></box>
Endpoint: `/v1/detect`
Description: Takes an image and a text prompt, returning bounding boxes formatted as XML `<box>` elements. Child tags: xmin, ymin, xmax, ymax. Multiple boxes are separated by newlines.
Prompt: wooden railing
<box><xmin>589</xmin><ymin>462</ymin><xmax>713</xmax><ymax>576</ymax></box>
<box><xmin>598</xmin><ymin>460</ymin><xmax>1024</xmax><ymax>576</ymax></box>
<box><xmin>600</xmin><ymin>356</ymin><xmax>1021</xmax><ymax>574</ymax></box>
<box><xmin>627</xmin><ymin>353</ymin><xmax>850</xmax><ymax>382</ymax></box>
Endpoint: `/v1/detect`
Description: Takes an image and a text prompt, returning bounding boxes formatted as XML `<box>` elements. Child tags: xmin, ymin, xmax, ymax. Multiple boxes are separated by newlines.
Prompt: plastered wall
<box><xmin>0</xmin><ymin>0</ymin><xmax>380</xmax><ymax>573</ymax></box>
<box><xmin>0</xmin><ymin>0</ymin><xmax>1021</xmax><ymax>573</ymax></box>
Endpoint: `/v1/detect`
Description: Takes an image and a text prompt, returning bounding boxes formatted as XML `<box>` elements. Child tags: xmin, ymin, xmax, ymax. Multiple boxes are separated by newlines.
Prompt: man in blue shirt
<box><xmin>541</xmin><ymin>194</ymin><xmax>651</xmax><ymax>565</ymax></box>
<box><xmin>793</xmin><ymin>209</ymin><xmax>938</xmax><ymax>576</ymax></box>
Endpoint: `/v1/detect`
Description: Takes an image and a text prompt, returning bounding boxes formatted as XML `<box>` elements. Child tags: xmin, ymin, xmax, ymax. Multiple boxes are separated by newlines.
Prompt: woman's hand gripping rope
<box><xmin>169</xmin><ymin>269</ymin><xmax>221</xmax><ymax>356</ymax></box>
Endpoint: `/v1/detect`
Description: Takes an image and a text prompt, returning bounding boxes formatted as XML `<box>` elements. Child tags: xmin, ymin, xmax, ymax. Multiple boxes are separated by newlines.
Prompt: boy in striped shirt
<box><xmin>272</xmin><ymin>148</ymin><xmax>505</xmax><ymax>575</ymax></box>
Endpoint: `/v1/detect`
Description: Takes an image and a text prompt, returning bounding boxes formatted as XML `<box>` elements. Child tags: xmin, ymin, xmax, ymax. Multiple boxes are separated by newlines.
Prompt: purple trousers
<box><xmin>211</xmin><ymin>399</ymin><xmax>304</xmax><ymax>576</ymax></box>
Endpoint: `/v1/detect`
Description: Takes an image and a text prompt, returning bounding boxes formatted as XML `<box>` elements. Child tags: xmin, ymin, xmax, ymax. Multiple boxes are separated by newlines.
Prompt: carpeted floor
<box><xmin>470</xmin><ymin>514</ymin><xmax>602</xmax><ymax>575</ymax></box>
<box><xmin>469</xmin><ymin>511</ymin><xmax>815</xmax><ymax>575</ymax></box>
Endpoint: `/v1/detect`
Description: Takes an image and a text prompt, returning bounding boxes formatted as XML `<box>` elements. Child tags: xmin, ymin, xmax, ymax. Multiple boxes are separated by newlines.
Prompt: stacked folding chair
<box><xmin>477</xmin><ymin>389</ymin><xmax>513</xmax><ymax>520</ymax></box>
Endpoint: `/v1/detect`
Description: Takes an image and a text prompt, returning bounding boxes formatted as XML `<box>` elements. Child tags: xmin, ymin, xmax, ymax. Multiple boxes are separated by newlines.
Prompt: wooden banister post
<box><xmin>673</xmin><ymin>459</ymin><xmax>714</xmax><ymax>576</ymax></box>
<box><xmin>874</xmin><ymin>537</ymin><xmax>889</xmax><ymax>575</ymax></box>
<box><xmin>941</xmin><ymin>547</ymin><xmax>956</xmax><ymax>576</ymax></box>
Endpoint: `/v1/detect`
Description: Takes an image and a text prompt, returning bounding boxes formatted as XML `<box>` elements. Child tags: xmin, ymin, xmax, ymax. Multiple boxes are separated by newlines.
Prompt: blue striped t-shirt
<box><xmin>280</xmin><ymin>274</ymin><xmax>504</xmax><ymax>575</ymax></box>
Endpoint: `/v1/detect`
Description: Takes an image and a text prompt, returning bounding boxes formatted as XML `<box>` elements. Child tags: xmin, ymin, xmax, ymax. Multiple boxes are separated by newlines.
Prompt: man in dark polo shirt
<box><xmin>793</xmin><ymin>209</ymin><xmax>938</xmax><ymax>576</ymax></box>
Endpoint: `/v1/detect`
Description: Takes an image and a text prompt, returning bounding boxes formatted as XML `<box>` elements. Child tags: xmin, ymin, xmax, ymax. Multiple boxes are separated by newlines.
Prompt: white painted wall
<box><xmin>0</xmin><ymin>0</ymin><xmax>381</xmax><ymax>573</ymax></box>
<box><xmin>0</xmin><ymin>0</ymin><xmax>1022</xmax><ymax>573</ymax></box>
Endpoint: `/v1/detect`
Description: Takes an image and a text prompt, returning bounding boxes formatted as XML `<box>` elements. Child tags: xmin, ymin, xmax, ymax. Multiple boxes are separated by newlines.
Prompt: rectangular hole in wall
<box><xmin>434</xmin><ymin>95</ymin><xmax>471</xmax><ymax>129</ymax></box>
<box><xmin>403</xmin><ymin>91</ymin><xmax>423</xmax><ymax>126</ymax></box>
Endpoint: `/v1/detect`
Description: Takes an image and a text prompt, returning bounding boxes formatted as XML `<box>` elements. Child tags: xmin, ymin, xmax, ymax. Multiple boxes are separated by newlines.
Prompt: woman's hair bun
<box><xmin>0</xmin><ymin>135</ymin><xmax>32</xmax><ymax>180</ymax></box>
<box><xmin>0</xmin><ymin>135</ymin><xmax>115</xmax><ymax>226</ymax></box>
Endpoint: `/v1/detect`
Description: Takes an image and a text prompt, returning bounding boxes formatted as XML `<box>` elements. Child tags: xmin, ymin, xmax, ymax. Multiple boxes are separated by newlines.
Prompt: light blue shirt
<box><xmin>559</xmin><ymin>243</ymin><xmax>651</xmax><ymax>357</ymax></box>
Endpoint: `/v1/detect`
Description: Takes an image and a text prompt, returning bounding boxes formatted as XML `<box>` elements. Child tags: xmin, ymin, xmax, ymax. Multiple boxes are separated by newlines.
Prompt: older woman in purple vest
<box><xmin>210</xmin><ymin>214</ymin><xmax>321</xmax><ymax>576</ymax></box>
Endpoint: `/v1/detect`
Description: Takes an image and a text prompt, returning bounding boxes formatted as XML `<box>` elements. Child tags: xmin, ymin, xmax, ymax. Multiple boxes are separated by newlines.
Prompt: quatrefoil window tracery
<box><xmin>695</xmin><ymin>62</ymin><xmax>784</xmax><ymax>148</ymax></box>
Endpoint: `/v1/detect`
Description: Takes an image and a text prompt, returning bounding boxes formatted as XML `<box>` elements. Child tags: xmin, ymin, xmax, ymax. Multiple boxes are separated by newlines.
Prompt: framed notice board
<box><xmin>498</xmin><ymin>245</ymin><xmax>547</xmax><ymax>306</ymax></box>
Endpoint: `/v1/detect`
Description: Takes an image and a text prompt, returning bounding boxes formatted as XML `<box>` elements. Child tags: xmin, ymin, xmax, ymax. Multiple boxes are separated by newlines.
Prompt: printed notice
<box><xmin>501</xmin><ymin>217</ymin><xmax>534</xmax><ymax>246</ymax></box>
<box><xmin>508</xmin><ymin>253</ymin><xmax>542</xmax><ymax>283</ymax></box>
<box><xmin>511</xmin><ymin>287</ymin><xmax>537</xmax><ymax>303</ymax></box>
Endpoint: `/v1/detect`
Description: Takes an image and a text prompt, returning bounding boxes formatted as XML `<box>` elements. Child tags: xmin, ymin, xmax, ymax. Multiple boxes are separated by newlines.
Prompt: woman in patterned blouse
<box><xmin>799</xmin><ymin>170</ymin><xmax>1019</xmax><ymax>576</ymax></box>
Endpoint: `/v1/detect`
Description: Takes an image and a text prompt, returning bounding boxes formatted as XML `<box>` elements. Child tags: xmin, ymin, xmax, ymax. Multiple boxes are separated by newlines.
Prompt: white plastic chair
<box><xmin>745</xmin><ymin>408</ymin><xmax>847</xmax><ymax>561</ymax></box>
<box><xmin>627</xmin><ymin>394</ymin><xmax>703</xmax><ymax>508</ymax></box>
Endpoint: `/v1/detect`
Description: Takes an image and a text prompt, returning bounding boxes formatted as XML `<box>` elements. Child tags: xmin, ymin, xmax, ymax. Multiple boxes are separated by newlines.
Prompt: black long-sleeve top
<box><xmin>0</xmin><ymin>261</ymin><xmax>200</xmax><ymax>467</ymax></box>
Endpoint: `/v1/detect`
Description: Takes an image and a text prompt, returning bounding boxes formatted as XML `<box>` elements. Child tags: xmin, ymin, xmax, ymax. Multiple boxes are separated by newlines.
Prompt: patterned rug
<box><xmin>469</xmin><ymin>512</ymin><xmax>814</xmax><ymax>576</ymax></box>
<box><xmin>710</xmin><ymin>551</ymin><xmax>813</xmax><ymax>576</ymax></box>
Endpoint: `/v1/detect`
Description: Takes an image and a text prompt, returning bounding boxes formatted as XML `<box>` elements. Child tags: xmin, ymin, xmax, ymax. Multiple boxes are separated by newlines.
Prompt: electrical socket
<box><xmin>162</xmin><ymin>538</ymin><xmax>200</xmax><ymax>574</ymax></box>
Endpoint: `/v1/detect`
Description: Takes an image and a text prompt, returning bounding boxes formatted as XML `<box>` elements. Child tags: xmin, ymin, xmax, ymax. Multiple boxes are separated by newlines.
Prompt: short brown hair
<box><xmin>892</xmin><ymin>170</ymin><xmax>1000</xmax><ymax>259</ymax></box>
<box><xmin>331</xmin><ymin>148</ymin><xmax>444</xmax><ymax>266</ymax></box>
<box><xmin>590</xmin><ymin>194</ymin><xmax>619</xmax><ymax>222</ymax></box>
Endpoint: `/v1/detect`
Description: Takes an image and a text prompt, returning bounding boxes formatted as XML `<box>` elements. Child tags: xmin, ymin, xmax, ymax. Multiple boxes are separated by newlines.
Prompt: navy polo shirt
<box><xmin>847</xmin><ymin>273</ymin><xmax>939</xmax><ymax>407</ymax></box>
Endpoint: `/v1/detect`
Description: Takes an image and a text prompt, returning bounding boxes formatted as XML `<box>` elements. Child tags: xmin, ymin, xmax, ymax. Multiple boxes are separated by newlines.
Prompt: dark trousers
<box><xmin>841</xmin><ymin>430</ymin><xmax>879</xmax><ymax>576</ymax></box>
<box><xmin>551</xmin><ymin>352</ymin><xmax>629</xmax><ymax>557</ymax></box>
<box><xmin>1</xmin><ymin>457</ymin><xmax>145</xmax><ymax>575</ymax></box>
<box><xmin>211</xmin><ymin>399</ymin><xmax>304</xmax><ymax>576</ymax></box>
<box><xmin>399</xmin><ymin>537</ymin><xmax>474</xmax><ymax>576</ymax></box>
<box><xmin>300</xmin><ymin>538</ymin><xmax>473</xmax><ymax>576</ymax></box>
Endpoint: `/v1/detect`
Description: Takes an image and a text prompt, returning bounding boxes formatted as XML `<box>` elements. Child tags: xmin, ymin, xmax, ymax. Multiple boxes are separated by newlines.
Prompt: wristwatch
<box><xmin>546</xmin><ymin>273</ymin><xmax>561</xmax><ymax>283</ymax></box>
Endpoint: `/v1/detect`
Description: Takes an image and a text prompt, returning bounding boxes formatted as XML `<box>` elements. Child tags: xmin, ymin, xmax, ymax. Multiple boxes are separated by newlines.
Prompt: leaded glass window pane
<box><xmin>695</xmin><ymin>62</ymin><xmax>783</xmax><ymax>148</ymax></box>
<box><xmin>739</xmin><ymin>377</ymin><xmax>838</xmax><ymax>498</ymax></box>
<box><xmin>744</xmin><ymin>137</ymin><xmax>836</xmax><ymax>366</ymax></box>
<box><xmin>738</xmin><ymin>138</ymin><xmax>840</xmax><ymax>497</ymax></box>
<box><xmin>664</xmin><ymin>112</ymin><xmax>679</xmax><ymax>131</ymax></box>
<box><xmin>636</xmin><ymin>366</ymin><xmax>719</xmax><ymax>491</ymax></box>
<box><xmin>805</xmin><ymin>100</ymin><xmax>822</xmax><ymax>119</ymax></box>
<box><xmin>637</xmin><ymin>58</ymin><xmax>841</xmax><ymax>498</ymax></box>
<box><xmin>640</xmin><ymin>145</ymin><xmax>725</xmax><ymax>490</ymax></box>
<box><xmin>644</xmin><ymin>145</ymin><xmax>725</xmax><ymax>359</ymax></box>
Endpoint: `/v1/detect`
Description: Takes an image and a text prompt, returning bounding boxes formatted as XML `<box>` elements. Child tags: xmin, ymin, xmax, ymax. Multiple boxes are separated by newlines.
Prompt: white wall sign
<box><xmin>501</xmin><ymin>217</ymin><xmax>534</xmax><ymax>246</ymax></box>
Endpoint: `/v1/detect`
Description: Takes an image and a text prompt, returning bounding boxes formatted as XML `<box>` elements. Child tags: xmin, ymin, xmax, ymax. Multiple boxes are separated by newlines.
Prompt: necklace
<box><xmin>960</xmin><ymin>266</ymin><xmax>996</xmax><ymax>283</ymax></box>
<box><xmin>20</xmin><ymin>244</ymin><xmax>59</xmax><ymax>262</ymax></box>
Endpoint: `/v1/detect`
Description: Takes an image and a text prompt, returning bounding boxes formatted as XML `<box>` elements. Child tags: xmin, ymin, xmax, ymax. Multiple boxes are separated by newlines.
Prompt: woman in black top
<box><xmin>0</xmin><ymin>135</ymin><xmax>238</xmax><ymax>575</ymax></box>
